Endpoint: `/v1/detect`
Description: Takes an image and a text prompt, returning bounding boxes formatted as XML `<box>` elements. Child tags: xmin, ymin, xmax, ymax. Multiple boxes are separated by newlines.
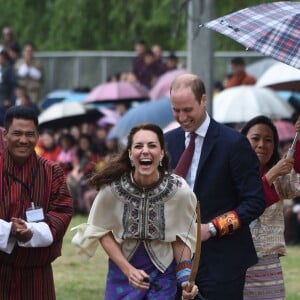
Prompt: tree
<box><xmin>0</xmin><ymin>0</ymin><xmax>298</xmax><ymax>51</ymax></box>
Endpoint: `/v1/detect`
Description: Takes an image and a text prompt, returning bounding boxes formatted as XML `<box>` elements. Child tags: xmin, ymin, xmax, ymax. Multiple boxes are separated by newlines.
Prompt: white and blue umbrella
<box><xmin>108</xmin><ymin>97</ymin><xmax>174</xmax><ymax>140</ymax></box>
<box><xmin>40</xmin><ymin>89</ymin><xmax>71</xmax><ymax>110</ymax></box>
<box><xmin>213</xmin><ymin>86</ymin><xmax>295</xmax><ymax>123</ymax></box>
<box><xmin>276</xmin><ymin>90</ymin><xmax>300</xmax><ymax>111</ymax></box>
<box><xmin>256</xmin><ymin>62</ymin><xmax>300</xmax><ymax>92</ymax></box>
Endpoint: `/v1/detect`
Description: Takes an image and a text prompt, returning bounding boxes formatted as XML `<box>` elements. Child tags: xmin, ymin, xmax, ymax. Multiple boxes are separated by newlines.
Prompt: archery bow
<box><xmin>186</xmin><ymin>201</ymin><xmax>202</xmax><ymax>295</ymax></box>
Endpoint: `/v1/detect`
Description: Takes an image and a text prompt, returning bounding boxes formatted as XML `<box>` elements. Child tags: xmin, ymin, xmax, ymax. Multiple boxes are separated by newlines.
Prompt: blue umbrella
<box><xmin>62</xmin><ymin>92</ymin><xmax>89</xmax><ymax>103</ymax></box>
<box><xmin>108</xmin><ymin>97</ymin><xmax>174</xmax><ymax>140</ymax></box>
<box><xmin>276</xmin><ymin>91</ymin><xmax>300</xmax><ymax>111</ymax></box>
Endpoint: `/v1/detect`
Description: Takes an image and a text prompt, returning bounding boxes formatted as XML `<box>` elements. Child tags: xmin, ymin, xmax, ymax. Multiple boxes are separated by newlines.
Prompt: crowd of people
<box><xmin>0</xmin><ymin>31</ymin><xmax>187</xmax><ymax>217</ymax></box>
<box><xmin>105</xmin><ymin>40</ymin><xmax>182</xmax><ymax>90</ymax></box>
<box><xmin>1</xmin><ymin>25</ymin><xmax>300</xmax><ymax>300</ymax></box>
<box><xmin>0</xmin><ymin>31</ymin><xmax>182</xmax><ymax>126</ymax></box>
<box><xmin>0</xmin><ymin>26</ymin><xmax>42</xmax><ymax>116</ymax></box>
<box><xmin>131</xmin><ymin>40</ymin><xmax>181</xmax><ymax>88</ymax></box>
<box><xmin>213</xmin><ymin>56</ymin><xmax>257</xmax><ymax>94</ymax></box>
<box><xmin>35</xmin><ymin>122</ymin><xmax>120</xmax><ymax>215</ymax></box>
<box><xmin>1</xmin><ymin>75</ymin><xmax>300</xmax><ymax>300</ymax></box>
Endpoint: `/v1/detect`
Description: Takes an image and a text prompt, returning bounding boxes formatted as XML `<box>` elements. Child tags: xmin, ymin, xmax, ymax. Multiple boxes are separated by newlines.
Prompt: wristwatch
<box><xmin>208</xmin><ymin>222</ymin><xmax>217</xmax><ymax>237</ymax></box>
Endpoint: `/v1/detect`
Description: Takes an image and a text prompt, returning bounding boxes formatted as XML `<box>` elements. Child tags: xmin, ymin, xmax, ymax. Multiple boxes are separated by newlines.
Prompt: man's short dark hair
<box><xmin>135</xmin><ymin>39</ymin><xmax>146</xmax><ymax>45</ymax></box>
<box><xmin>4</xmin><ymin>105</ymin><xmax>39</xmax><ymax>130</ymax></box>
<box><xmin>167</xmin><ymin>52</ymin><xmax>178</xmax><ymax>61</ymax></box>
<box><xmin>231</xmin><ymin>57</ymin><xmax>245</xmax><ymax>66</ymax></box>
<box><xmin>144</xmin><ymin>49</ymin><xmax>154</xmax><ymax>57</ymax></box>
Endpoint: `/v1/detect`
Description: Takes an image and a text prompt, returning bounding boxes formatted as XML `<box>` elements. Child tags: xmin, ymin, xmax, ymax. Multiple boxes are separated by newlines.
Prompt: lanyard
<box><xmin>2</xmin><ymin>160</ymin><xmax>40</xmax><ymax>219</ymax></box>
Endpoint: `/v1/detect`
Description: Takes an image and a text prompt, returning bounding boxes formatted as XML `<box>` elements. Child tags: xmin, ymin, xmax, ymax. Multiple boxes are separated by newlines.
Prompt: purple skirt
<box><xmin>104</xmin><ymin>243</ymin><xmax>177</xmax><ymax>300</ymax></box>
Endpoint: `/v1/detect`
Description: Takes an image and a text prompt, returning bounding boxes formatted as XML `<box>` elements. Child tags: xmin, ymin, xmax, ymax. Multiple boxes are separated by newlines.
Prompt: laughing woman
<box><xmin>71</xmin><ymin>123</ymin><xmax>199</xmax><ymax>300</ymax></box>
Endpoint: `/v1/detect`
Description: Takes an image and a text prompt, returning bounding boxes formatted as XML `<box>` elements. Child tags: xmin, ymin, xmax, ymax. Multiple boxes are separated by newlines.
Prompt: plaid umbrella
<box><xmin>201</xmin><ymin>1</ymin><xmax>300</xmax><ymax>69</ymax></box>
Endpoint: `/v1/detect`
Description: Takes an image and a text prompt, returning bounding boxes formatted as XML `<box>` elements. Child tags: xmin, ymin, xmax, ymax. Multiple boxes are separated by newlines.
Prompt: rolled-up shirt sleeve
<box><xmin>71</xmin><ymin>187</ymin><xmax>117</xmax><ymax>258</ymax></box>
<box><xmin>18</xmin><ymin>222</ymin><xmax>53</xmax><ymax>248</ymax></box>
<box><xmin>0</xmin><ymin>220</ymin><xmax>16</xmax><ymax>254</ymax></box>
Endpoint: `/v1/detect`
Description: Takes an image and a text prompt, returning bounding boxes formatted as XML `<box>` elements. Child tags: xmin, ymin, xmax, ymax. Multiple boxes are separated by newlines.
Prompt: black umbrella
<box><xmin>38</xmin><ymin>102</ymin><xmax>102</xmax><ymax>129</ymax></box>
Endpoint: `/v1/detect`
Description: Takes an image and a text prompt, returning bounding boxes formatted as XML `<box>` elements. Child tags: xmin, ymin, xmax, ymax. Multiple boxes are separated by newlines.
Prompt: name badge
<box><xmin>25</xmin><ymin>203</ymin><xmax>45</xmax><ymax>222</ymax></box>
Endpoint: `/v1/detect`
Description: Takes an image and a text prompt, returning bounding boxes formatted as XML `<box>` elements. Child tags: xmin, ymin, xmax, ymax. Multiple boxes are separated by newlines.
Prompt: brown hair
<box><xmin>170</xmin><ymin>73</ymin><xmax>206</xmax><ymax>103</ymax></box>
<box><xmin>88</xmin><ymin>123</ymin><xmax>170</xmax><ymax>188</ymax></box>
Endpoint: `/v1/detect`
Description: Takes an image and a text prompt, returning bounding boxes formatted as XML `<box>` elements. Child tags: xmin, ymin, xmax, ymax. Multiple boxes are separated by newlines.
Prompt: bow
<box><xmin>186</xmin><ymin>201</ymin><xmax>202</xmax><ymax>295</ymax></box>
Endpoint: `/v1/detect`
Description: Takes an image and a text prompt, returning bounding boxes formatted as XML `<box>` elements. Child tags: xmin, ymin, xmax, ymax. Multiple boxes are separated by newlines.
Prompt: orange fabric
<box><xmin>226</xmin><ymin>72</ymin><xmax>256</xmax><ymax>87</ymax></box>
<box><xmin>35</xmin><ymin>140</ymin><xmax>61</xmax><ymax>162</ymax></box>
<box><xmin>212</xmin><ymin>210</ymin><xmax>241</xmax><ymax>237</ymax></box>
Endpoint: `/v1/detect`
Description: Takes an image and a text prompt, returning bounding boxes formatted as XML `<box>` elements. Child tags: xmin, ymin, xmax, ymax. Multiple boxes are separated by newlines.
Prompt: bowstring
<box><xmin>178</xmin><ymin>201</ymin><xmax>198</xmax><ymax>264</ymax></box>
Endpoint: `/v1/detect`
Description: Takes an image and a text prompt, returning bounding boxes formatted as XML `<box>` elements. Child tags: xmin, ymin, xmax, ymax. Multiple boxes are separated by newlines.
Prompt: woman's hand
<box><xmin>127</xmin><ymin>267</ymin><xmax>150</xmax><ymax>290</ymax></box>
<box><xmin>272</xmin><ymin>158</ymin><xmax>294</xmax><ymax>177</ymax></box>
<box><xmin>265</xmin><ymin>157</ymin><xmax>294</xmax><ymax>185</ymax></box>
<box><xmin>100</xmin><ymin>233</ymin><xmax>150</xmax><ymax>291</ymax></box>
<box><xmin>182</xmin><ymin>282</ymin><xmax>199</xmax><ymax>299</ymax></box>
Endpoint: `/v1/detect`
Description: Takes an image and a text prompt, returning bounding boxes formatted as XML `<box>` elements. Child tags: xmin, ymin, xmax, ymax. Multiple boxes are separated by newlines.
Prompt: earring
<box><xmin>159</xmin><ymin>159</ymin><xmax>162</xmax><ymax>167</ymax></box>
<box><xmin>130</xmin><ymin>160</ymin><xmax>135</xmax><ymax>168</ymax></box>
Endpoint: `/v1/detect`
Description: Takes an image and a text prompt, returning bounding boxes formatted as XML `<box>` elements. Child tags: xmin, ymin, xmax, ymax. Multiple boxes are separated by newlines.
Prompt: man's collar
<box><xmin>197</xmin><ymin>113</ymin><xmax>210</xmax><ymax>137</ymax></box>
<box><xmin>185</xmin><ymin>112</ymin><xmax>210</xmax><ymax>138</ymax></box>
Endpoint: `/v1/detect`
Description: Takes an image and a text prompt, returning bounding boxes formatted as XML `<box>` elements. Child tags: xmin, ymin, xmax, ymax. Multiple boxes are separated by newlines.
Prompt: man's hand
<box><xmin>201</xmin><ymin>223</ymin><xmax>211</xmax><ymax>241</ymax></box>
<box><xmin>11</xmin><ymin>217</ymin><xmax>33</xmax><ymax>243</ymax></box>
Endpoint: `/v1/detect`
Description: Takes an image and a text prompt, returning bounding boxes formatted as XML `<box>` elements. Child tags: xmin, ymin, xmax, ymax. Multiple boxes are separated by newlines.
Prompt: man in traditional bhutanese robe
<box><xmin>0</xmin><ymin>105</ymin><xmax>73</xmax><ymax>300</ymax></box>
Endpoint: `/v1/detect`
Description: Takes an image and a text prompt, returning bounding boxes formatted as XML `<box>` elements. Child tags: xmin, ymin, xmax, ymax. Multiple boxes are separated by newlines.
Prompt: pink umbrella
<box><xmin>274</xmin><ymin>119</ymin><xmax>296</xmax><ymax>142</ymax></box>
<box><xmin>97</xmin><ymin>107</ymin><xmax>120</xmax><ymax>126</ymax></box>
<box><xmin>149</xmin><ymin>69</ymin><xmax>187</xmax><ymax>100</ymax></box>
<box><xmin>84</xmin><ymin>81</ymin><xmax>149</xmax><ymax>103</ymax></box>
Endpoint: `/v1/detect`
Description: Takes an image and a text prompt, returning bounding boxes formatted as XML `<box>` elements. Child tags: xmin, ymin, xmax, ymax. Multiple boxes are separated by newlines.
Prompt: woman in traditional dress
<box><xmin>72</xmin><ymin>123</ymin><xmax>199</xmax><ymax>299</ymax></box>
<box><xmin>241</xmin><ymin>115</ymin><xmax>300</xmax><ymax>300</ymax></box>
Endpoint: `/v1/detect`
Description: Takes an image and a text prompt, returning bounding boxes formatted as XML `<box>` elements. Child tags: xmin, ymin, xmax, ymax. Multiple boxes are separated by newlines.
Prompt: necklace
<box><xmin>130</xmin><ymin>171</ymin><xmax>161</xmax><ymax>188</ymax></box>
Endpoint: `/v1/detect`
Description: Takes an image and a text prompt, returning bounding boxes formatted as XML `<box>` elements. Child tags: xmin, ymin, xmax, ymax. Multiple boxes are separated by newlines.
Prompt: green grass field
<box><xmin>53</xmin><ymin>215</ymin><xmax>300</xmax><ymax>300</ymax></box>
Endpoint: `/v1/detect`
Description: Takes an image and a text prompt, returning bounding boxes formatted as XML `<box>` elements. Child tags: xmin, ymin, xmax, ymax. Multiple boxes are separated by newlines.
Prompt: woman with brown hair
<box><xmin>72</xmin><ymin>123</ymin><xmax>199</xmax><ymax>299</ymax></box>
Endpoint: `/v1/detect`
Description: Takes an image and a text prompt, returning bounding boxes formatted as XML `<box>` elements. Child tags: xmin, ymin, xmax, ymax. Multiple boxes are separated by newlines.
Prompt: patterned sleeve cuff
<box><xmin>212</xmin><ymin>210</ymin><xmax>241</xmax><ymax>237</ymax></box>
<box><xmin>175</xmin><ymin>259</ymin><xmax>192</xmax><ymax>285</ymax></box>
